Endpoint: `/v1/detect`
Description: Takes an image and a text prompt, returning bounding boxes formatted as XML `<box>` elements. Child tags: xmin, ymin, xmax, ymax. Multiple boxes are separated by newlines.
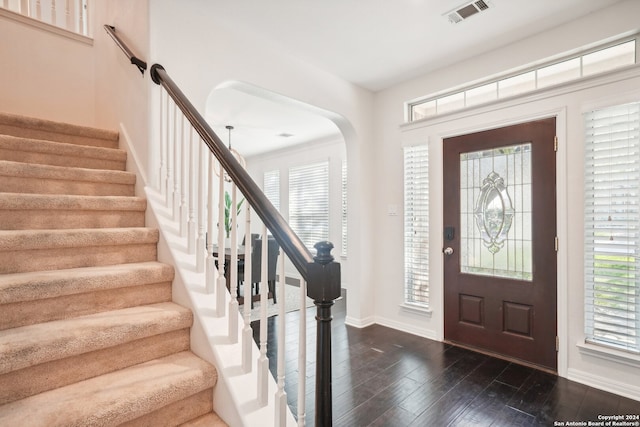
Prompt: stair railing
<box><xmin>148</xmin><ymin>66</ymin><xmax>342</xmax><ymax>426</ymax></box>
<box><xmin>1</xmin><ymin>0</ymin><xmax>90</xmax><ymax>36</ymax></box>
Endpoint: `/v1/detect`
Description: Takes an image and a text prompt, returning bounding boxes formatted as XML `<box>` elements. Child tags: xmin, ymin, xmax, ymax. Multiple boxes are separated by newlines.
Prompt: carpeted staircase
<box><xmin>0</xmin><ymin>113</ymin><xmax>226</xmax><ymax>426</ymax></box>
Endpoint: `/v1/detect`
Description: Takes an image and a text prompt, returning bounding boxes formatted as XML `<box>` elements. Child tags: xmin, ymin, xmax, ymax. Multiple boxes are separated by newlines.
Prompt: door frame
<box><xmin>430</xmin><ymin>108</ymin><xmax>569</xmax><ymax>376</ymax></box>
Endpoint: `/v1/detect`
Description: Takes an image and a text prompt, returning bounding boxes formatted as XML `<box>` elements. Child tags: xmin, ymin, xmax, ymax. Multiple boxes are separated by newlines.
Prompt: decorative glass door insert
<box><xmin>460</xmin><ymin>143</ymin><xmax>532</xmax><ymax>280</ymax></box>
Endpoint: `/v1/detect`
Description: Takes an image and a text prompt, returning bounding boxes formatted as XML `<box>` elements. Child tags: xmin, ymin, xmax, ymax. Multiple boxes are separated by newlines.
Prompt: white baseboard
<box><xmin>567</xmin><ymin>368</ymin><xmax>640</xmax><ymax>402</ymax></box>
<box><xmin>344</xmin><ymin>315</ymin><xmax>375</xmax><ymax>328</ymax></box>
<box><xmin>375</xmin><ymin>316</ymin><xmax>439</xmax><ymax>341</ymax></box>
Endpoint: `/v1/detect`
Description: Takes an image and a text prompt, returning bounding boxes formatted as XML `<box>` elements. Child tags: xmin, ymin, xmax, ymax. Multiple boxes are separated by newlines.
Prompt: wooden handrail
<box><xmin>150</xmin><ymin>64</ymin><xmax>315</xmax><ymax>279</ymax></box>
<box><xmin>104</xmin><ymin>25</ymin><xmax>147</xmax><ymax>75</ymax></box>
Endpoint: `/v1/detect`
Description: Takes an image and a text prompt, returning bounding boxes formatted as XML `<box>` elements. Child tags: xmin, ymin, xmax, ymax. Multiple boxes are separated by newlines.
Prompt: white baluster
<box><xmin>165</xmin><ymin>102</ymin><xmax>174</xmax><ymax>208</ymax></box>
<box><xmin>50</xmin><ymin>0</ymin><xmax>56</xmax><ymax>25</ymax></box>
<box><xmin>20</xmin><ymin>0</ymin><xmax>29</xmax><ymax>16</ymax></box>
<box><xmin>242</xmin><ymin>203</ymin><xmax>252</xmax><ymax>373</ymax></box>
<box><xmin>275</xmin><ymin>249</ymin><xmax>287</xmax><ymax>426</ymax></box>
<box><xmin>158</xmin><ymin>90</ymin><xmax>166</xmax><ymax>194</ymax></box>
<box><xmin>298</xmin><ymin>279</ymin><xmax>307</xmax><ymax>426</ymax></box>
<box><xmin>228</xmin><ymin>183</ymin><xmax>239</xmax><ymax>342</ymax></box>
<box><xmin>196</xmin><ymin>139</ymin><xmax>206</xmax><ymax>273</ymax></box>
<box><xmin>179</xmin><ymin>116</ymin><xmax>188</xmax><ymax>236</ymax></box>
<box><xmin>216</xmin><ymin>163</ymin><xmax>226</xmax><ymax>317</ymax></box>
<box><xmin>81</xmin><ymin>0</ymin><xmax>89</xmax><ymax>36</ymax></box>
<box><xmin>2</xmin><ymin>1</ymin><xmax>8</xmax><ymax>9</ymax></box>
<box><xmin>187</xmin><ymin>128</ymin><xmax>196</xmax><ymax>253</ymax></box>
<box><xmin>205</xmin><ymin>152</ymin><xmax>215</xmax><ymax>294</ymax></box>
<box><xmin>35</xmin><ymin>0</ymin><xmax>41</xmax><ymax>19</ymax></box>
<box><xmin>65</xmin><ymin>0</ymin><xmax>72</xmax><ymax>32</ymax></box>
<box><xmin>257</xmin><ymin>224</ymin><xmax>269</xmax><ymax>406</ymax></box>
<box><xmin>172</xmin><ymin>105</ymin><xmax>180</xmax><ymax>220</ymax></box>
<box><xmin>78</xmin><ymin>0</ymin><xmax>84</xmax><ymax>36</ymax></box>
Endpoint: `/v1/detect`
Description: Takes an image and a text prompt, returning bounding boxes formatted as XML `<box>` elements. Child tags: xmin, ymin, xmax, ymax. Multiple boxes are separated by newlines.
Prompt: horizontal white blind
<box><xmin>404</xmin><ymin>145</ymin><xmax>429</xmax><ymax>307</ymax></box>
<box><xmin>341</xmin><ymin>161</ymin><xmax>348</xmax><ymax>257</ymax></box>
<box><xmin>584</xmin><ymin>102</ymin><xmax>640</xmax><ymax>353</ymax></box>
<box><xmin>289</xmin><ymin>162</ymin><xmax>329</xmax><ymax>250</ymax></box>
<box><xmin>263</xmin><ymin>169</ymin><xmax>280</xmax><ymax>212</ymax></box>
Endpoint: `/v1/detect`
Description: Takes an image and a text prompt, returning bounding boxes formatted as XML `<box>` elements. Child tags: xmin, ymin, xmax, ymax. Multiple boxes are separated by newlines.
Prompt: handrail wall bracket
<box><xmin>104</xmin><ymin>25</ymin><xmax>147</xmax><ymax>75</ymax></box>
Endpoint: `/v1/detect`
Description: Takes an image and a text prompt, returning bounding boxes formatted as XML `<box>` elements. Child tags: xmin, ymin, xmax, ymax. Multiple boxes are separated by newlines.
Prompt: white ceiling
<box><xmin>206</xmin><ymin>0</ymin><xmax>625</xmax><ymax>155</ymax></box>
<box><xmin>206</xmin><ymin>87</ymin><xmax>341</xmax><ymax>157</ymax></box>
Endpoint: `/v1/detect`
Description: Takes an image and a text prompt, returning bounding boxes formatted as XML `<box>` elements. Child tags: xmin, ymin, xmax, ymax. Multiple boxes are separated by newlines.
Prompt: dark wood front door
<box><xmin>443</xmin><ymin>118</ymin><xmax>557</xmax><ymax>371</ymax></box>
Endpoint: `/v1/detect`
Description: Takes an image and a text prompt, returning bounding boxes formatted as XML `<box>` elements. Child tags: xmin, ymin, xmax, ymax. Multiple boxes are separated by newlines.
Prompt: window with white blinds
<box><xmin>263</xmin><ymin>170</ymin><xmax>280</xmax><ymax>211</ymax></box>
<box><xmin>404</xmin><ymin>145</ymin><xmax>429</xmax><ymax>308</ymax></box>
<box><xmin>584</xmin><ymin>102</ymin><xmax>640</xmax><ymax>353</ymax></box>
<box><xmin>341</xmin><ymin>161</ymin><xmax>348</xmax><ymax>257</ymax></box>
<box><xmin>289</xmin><ymin>162</ymin><xmax>329</xmax><ymax>250</ymax></box>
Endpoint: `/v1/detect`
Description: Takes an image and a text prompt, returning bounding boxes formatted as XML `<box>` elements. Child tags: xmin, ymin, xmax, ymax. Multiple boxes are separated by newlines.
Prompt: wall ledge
<box><xmin>577</xmin><ymin>340</ymin><xmax>640</xmax><ymax>369</ymax></box>
<box><xmin>399</xmin><ymin>303</ymin><xmax>432</xmax><ymax>317</ymax></box>
<box><xmin>0</xmin><ymin>7</ymin><xmax>92</xmax><ymax>45</ymax></box>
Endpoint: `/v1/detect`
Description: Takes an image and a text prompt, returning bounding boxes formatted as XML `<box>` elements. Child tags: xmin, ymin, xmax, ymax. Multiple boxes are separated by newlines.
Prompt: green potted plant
<box><xmin>224</xmin><ymin>190</ymin><xmax>245</xmax><ymax>238</ymax></box>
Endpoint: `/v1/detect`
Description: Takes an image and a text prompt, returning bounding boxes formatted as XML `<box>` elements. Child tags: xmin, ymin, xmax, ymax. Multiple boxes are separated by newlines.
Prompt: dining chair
<box><xmin>240</xmin><ymin>236</ymin><xmax>279</xmax><ymax>308</ymax></box>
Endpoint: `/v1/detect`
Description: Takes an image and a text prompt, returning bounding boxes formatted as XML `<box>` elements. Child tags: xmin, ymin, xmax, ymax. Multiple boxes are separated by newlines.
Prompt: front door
<box><xmin>443</xmin><ymin>118</ymin><xmax>557</xmax><ymax>371</ymax></box>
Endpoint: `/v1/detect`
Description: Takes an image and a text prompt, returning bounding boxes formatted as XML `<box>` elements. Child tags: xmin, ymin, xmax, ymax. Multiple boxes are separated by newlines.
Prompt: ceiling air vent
<box><xmin>445</xmin><ymin>0</ymin><xmax>491</xmax><ymax>24</ymax></box>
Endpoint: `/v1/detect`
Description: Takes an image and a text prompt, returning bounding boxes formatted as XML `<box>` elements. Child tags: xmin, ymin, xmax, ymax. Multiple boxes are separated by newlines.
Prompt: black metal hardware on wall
<box><xmin>104</xmin><ymin>25</ymin><xmax>147</xmax><ymax>75</ymax></box>
<box><xmin>149</xmin><ymin>62</ymin><xmax>342</xmax><ymax>426</ymax></box>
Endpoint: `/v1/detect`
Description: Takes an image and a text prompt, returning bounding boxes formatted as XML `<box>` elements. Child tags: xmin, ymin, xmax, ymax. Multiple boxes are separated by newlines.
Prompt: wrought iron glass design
<box><xmin>460</xmin><ymin>143</ymin><xmax>533</xmax><ymax>280</ymax></box>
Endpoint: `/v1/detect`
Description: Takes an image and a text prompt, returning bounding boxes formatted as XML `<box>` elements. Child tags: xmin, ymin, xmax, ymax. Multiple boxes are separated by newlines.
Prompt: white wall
<box><xmin>93</xmin><ymin>0</ymin><xmax>150</xmax><ymax>196</ymax></box>
<box><xmin>0</xmin><ymin>9</ymin><xmax>95</xmax><ymax>125</ymax></box>
<box><xmin>247</xmin><ymin>136</ymin><xmax>349</xmax><ymax>287</ymax></box>
<box><xmin>371</xmin><ymin>0</ymin><xmax>640</xmax><ymax>400</ymax></box>
<box><xmin>148</xmin><ymin>0</ymin><xmax>376</xmax><ymax>324</ymax></box>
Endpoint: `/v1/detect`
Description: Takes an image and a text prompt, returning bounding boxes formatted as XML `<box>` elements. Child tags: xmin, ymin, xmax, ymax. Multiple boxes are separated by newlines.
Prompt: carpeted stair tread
<box><xmin>0</xmin><ymin>228</ymin><xmax>158</xmax><ymax>274</ymax></box>
<box><xmin>0</xmin><ymin>351</ymin><xmax>216</xmax><ymax>427</ymax></box>
<box><xmin>0</xmin><ymin>193</ymin><xmax>146</xmax><ymax>229</ymax></box>
<box><xmin>0</xmin><ymin>134</ymin><xmax>126</xmax><ymax>170</ymax></box>
<box><xmin>0</xmin><ymin>159</ymin><xmax>135</xmax><ymax>196</ymax></box>
<box><xmin>180</xmin><ymin>412</ymin><xmax>229</xmax><ymax>426</ymax></box>
<box><xmin>0</xmin><ymin>262</ymin><xmax>173</xmax><ymax>305</ymax></box>
<box><xmin>0</xmin><ymin>227</ymin><xmax>158</xmax><ymax>251</ymax></box>
<box><xmin>0</xmin><ymin>111</ymin><xmax>119</xmax><ymax>148</ymax></box>
<box><xmin>0</xmin><ymin>192</ymin><xmax>145</xmax><ymax>212</ymax></box>
<box><xmin>0</xmin><ymin>302</ymin><xmax>193</xmax><ymax>375</ymax></box>
<box><xmin>0</xmin><ymin>159</ymin><xmax>135</xmax><ymax>184</ymax></box>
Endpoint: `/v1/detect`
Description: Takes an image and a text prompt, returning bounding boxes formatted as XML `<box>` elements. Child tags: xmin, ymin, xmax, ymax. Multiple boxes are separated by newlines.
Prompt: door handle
<box><xmin>443</xmin><ymin>247</ymin><xmax>454</xmax><ymax>255</ymax></box>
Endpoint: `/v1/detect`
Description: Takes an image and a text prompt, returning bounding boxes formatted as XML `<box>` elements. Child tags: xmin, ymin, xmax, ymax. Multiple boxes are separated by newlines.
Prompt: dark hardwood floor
<box><xmin>252</xmin><ymin>292</ymin><xmax>640</xmax><ymax>426</ymax></box>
